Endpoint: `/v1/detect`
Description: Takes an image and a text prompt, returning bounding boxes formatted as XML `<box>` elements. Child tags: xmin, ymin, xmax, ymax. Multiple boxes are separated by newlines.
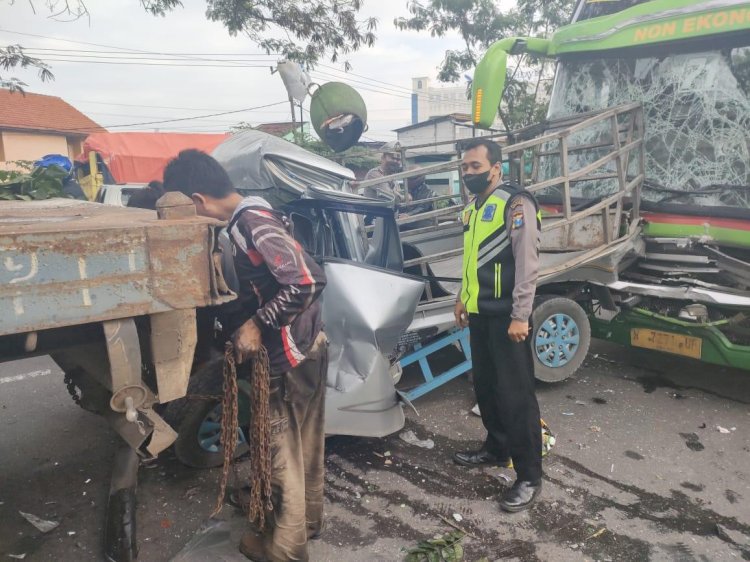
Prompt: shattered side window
<box><xmin>546</xmin><ymin>48</ymin><xmax>750</xmax><ymax>207</ymax></box>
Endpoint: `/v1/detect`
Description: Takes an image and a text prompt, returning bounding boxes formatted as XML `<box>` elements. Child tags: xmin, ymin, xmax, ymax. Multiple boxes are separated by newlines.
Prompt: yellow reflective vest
<box><xmin>460</xmin><ymin>183</ymin><xmax>541</xmax><ymax>315</ymax></box>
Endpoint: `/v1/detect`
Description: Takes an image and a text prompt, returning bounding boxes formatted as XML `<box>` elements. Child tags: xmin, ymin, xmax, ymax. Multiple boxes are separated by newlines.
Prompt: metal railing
<box><xmin>374</xmin><ymin>103</ymin><xmax>645</xmax><ymax>275</ymax></box>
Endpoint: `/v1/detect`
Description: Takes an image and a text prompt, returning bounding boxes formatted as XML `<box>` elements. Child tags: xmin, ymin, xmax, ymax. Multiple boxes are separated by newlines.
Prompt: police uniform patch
<box><xmin>462</xmin><ymin>209</ymin><xmax>472</xmax><ymax>225</ymax></box>
<box><xmin>511</xmin><ymin>210</ymin><xmax>525</xmax><ymax>229</ymax></box>
<box><xmin>481</xmin><ymin>204</ymin><xmax>497</xmax><ymax>222</ymax></box>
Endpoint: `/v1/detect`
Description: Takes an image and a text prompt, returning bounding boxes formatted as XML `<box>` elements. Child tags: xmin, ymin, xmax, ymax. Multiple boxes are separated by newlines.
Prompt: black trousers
<box><xmin>468</xmin><ymin>313</ymin><xmax>543</xmax><ymax>483</ymax></box>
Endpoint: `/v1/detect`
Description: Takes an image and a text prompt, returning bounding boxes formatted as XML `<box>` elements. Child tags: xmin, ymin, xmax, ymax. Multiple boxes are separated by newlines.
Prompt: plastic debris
<box><xmin>575</xmin><ymin>400</ymin><xmax>586</xmax><ymax>406</ymax></box>
<box><xmin>452</xmin><ymin>513</ymin><xmax>463</xmax><ymax>522</ymax></box>
<box><xmin>384</xmin><ymin>451</ymin><xmax>392</xmax><ymax>457</ymax></box>
<box><xmin>399</xmin><ymin>430</ymin><xmax>435</xmax><ymax>450</ymax></box>
<box><xmin>8</xmin><ymin>554</ymin><xmax>26</xmax><ymax>560</ymax></box>
<box><xmin>562</xmin><ymin>412</ymin><xmax>574</xmax><ymax>416</ymax></box>
<box><xmin>717</xmin><ymin>426</ymin><xmax>731</xmax><ymax>434</ymax></box>
<box><xmin>67</xmin><ymin>531</ymin><xmax>76</xmax><ymax>537</ymax></box>
<box><xmin>84</xmin><ymin>478</ymin><xmax>91</xmax><ymax>484</ymax></box>
<box><xmin>590</xmin><ymin>426</ymin><xmax>601</xmax><ymax>432</ymax></box>
<box><xmin>471</xmin><ymin>404</ymin><xmax>481</xmax><ymax>417</ymax></box>
<box><xmin>19</xmin><ymin>511</ymin><xmax>59</xmax><ymax>533</ymax></box>
<box><xmin>498</xmin><ymin>474</ymin><xmax>512</xmax><ymax>483</ymax></box>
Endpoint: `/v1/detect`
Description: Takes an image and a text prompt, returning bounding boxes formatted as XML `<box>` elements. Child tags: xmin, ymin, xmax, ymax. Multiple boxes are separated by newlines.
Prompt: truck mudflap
<box><xmin>590</xmin><ymin>308</ymin><xmax>750</xmax><ymax>371</ymax></box>
<box><xmin>321</xmin><ymin>259</ymin><xmax>424</xmax><ymax>437</ymax></box>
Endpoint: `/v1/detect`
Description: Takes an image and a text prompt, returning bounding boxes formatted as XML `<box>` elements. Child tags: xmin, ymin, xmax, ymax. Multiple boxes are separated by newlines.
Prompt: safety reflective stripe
<box><xmin>477</xmin><ymin>237</ymin><xmax>511</xmax><ymax>269</ymax></box>
<box><xmin>494</xmin><ymin>263</ymin><xmax>502</xmax><ymax>299</ymax></box>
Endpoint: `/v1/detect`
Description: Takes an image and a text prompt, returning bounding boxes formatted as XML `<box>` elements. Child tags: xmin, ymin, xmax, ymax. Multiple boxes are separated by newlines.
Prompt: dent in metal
<box><xmin>321</xmin><ymin>260</ymin><xmax>424</xmax><ymax>437</ymax></box>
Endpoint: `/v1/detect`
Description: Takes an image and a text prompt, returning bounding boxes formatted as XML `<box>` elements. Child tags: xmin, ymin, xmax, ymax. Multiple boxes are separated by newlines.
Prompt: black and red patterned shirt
<box><xmin>227</xmin><ymin>197</ymin><xmax>326</xmax><ymax>374</ymax></box>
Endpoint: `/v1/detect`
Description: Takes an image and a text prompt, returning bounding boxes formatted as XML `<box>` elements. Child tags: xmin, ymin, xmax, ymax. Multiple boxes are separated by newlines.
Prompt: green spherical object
<box><xmin>310</xmin><ymin>82</ymin><xmax>368</xmax><ymax>152</ymax></box>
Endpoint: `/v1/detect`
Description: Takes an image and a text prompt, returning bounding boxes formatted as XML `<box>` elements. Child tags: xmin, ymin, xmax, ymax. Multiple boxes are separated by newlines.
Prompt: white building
<box><xmin>411</xmin><ymin>77</ymin><xmax>471</xmax><ymax>125</ymax></box>
<box><xmin>395</xmin><ymin>114</ymin><xmax>501</xmax><ymax>196</ymax></box>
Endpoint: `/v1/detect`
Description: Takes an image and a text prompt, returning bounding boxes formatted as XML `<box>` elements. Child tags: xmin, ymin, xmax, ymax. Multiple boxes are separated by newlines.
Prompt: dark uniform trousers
<box><xmin>469</xmin><ymin>314</ymin><xmax>542</xmax><ymax>483</ymax></box>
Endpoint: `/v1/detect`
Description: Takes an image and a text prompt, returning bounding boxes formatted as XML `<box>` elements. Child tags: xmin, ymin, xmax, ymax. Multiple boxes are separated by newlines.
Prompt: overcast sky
<box><xmin>0</xmin><ymin>0</ymin><xmax>495</xmax><ymax>140</ymax></box>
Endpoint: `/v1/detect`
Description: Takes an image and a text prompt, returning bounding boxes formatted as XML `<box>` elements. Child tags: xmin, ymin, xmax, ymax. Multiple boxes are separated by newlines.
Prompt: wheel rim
<box><xmin>197</xmin><ymin>404</ymin><xmax>247</xmax><ymax>453</ymax></box>
<box><xmin>535</xmin><ymin>312</ymin><xmax>580</xmax><ymax>368</ymax></box>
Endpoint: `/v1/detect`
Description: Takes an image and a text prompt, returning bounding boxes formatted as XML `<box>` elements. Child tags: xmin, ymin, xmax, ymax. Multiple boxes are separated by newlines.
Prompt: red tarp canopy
<box><xmin>78</xmin><ymin>132</ymin><xmax>230</xmax><ymax>183</ymax></box>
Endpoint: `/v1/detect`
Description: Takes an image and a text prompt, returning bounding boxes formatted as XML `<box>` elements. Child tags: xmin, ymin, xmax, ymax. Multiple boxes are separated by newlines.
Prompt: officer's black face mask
<box><xmin>463</xmin><ymin>170</ymin><xmax>492</xmax><ymax>194</ymax></box>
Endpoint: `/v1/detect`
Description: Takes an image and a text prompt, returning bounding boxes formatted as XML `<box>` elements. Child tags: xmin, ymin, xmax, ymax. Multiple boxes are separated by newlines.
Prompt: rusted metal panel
<box><xmin>150</xmin><ymin>309</ymin><xmax>197</xmax><ymax>403</ymax></box>
<box><xmin>0</xmin><ymin>199</ymin><xmax>232</xmax><ymax>336</ymax></box>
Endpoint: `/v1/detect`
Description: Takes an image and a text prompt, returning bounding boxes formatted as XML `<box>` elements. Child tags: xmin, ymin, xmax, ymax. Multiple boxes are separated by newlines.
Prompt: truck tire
<box><xmin>173</xmin><ymin>359</ymin><xmax>249</xmax><ymax>469</ymax></box>
<box><xmin>531</xmin><ymin>297</ymin><xmax>591</xmax><ymax>383</ymax></box>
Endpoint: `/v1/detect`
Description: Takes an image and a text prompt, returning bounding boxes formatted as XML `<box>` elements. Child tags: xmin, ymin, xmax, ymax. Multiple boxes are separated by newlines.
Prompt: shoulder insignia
<box><xmin>511</xmin><ymin>210</ymin><xmax>525</xmax><ymax>230</ymax></box>
<box><xmin>481</xmin><ymin>204</ymin><xmax>497</xmax><ymax>222</ymax></box>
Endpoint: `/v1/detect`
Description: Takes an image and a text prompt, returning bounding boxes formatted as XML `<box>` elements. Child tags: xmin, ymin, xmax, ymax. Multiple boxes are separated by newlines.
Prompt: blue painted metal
<box><xmin>400</xmin><ymin>327</ymin><xmax>472</xmax><ymax>401</ymax></box>
<box><xmin>535</xmin><ymin>313</ymin><xmax>581</xmax><ymax>368</ymax></box>
<box><xmin>0</xmin><ymin>199</ymin><xmax>230</xmax><ymax>336</ymax></box>
<box><xmin>198</xmin><ymin>404</ymin><xmax>247</xmax><ymax>453</ymax></box>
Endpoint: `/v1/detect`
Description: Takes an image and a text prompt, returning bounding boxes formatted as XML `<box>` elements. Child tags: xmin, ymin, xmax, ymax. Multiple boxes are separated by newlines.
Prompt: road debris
<box><xmin>452</xmin><ymin>513</ymin><xmax>463</xmax><ymax>522</ymax></box>
<box><xmin>8</xmin><ymin>554</ymin><xmax>26</xmax><ymax>560</ymax></box>
<box><xmin>717</xmin><ymin>426</ymin><xmax>731</xmax><ymax>434</ymax></box>
<box><xmin>562</xmin><ymin>412</ymin><xmax>574</xmax><ymax>416</ymax></box>
<box><xmin>19</xmin><ymin>511</ymin><xmax>59</xmax><ymax>533</ymax></box>
<box><xmin>399</xmin><ymin>430</ymin><xmax>435</xmax><ymax>450</ymax></box>
<box><xmin>590</xmin><ymin>426</ymin><xmax>601</xmax><ymax>432</ymax></box>
<box><xmin>587</xmin><ymin>527</ymin><xmax>608</xmax><ymax>540</ymax></box>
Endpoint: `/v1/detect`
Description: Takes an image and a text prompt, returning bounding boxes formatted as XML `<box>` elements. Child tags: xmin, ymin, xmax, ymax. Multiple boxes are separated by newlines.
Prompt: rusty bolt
<box><xmin>156</xmin><ymin>192</ymin><xmax>196</xmax><ymax>220</ymax></box>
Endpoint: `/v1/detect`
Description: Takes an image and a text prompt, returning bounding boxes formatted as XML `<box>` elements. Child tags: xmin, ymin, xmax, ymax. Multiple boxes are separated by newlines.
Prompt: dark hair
<box><xmin>461</xmin><ymin>138</ymin><xmax>502</xmax><ymax>166</ymax></box>
<box><xmin>163</xmin><ymin>149</ymin><xmax>235</xmax><ymax>199</ymax></box>
<box><xmin>127</xmin><ymin>180</ymin><xmax>165</xmax><ymax>210</ymax></box>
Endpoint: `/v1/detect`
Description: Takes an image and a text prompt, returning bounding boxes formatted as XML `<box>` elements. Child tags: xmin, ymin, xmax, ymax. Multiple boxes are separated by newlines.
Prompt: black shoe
<box><xmin>453</xmin><ymin>449</ymin><xmax>511</xmax><ymax>468</ymax></box>
<box><xmin>499</xmin><ymin>480</ymin><xmax>542</xmax><ymax>512</ymax></box>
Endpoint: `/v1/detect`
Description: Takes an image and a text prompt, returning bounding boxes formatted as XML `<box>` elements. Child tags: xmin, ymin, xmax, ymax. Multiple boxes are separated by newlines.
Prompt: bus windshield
<box><xmin>546</xmin><ymin>46</ymin><xmax>750</xmax><ymax>207</ymax></box>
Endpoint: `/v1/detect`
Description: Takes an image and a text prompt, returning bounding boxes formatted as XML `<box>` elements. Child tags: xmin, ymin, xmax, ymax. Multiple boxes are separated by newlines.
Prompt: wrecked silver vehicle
<box><xmin>168</xmin><ymin>130</ymin><xmax>424</xmax><ymax>469</ymax></box>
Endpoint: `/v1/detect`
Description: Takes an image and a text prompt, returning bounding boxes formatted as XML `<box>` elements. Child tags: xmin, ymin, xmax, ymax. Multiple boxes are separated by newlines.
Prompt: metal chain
<box><xmin>63</xmin><ymin>372</ymin><xmax>82</xmax><ymax>406</ymax></box>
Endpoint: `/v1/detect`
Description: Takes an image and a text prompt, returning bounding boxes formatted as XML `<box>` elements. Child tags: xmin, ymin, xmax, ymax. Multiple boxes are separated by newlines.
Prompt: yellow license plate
<box><xmin>630</xmin><ymin>328</ymin><xmax>702</xmax><ymax>359</ymax></box>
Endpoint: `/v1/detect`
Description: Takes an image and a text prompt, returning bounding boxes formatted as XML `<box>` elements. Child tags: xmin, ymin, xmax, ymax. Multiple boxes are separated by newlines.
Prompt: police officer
<box><xmin>453</xmin><ymin>138</ymin><xmax>543</xmax><ymax>512</ymax></box>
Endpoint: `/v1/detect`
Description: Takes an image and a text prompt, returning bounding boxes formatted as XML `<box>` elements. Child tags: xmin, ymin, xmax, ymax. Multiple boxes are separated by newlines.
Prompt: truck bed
<box><xmin>0</xmin><ymin>199</ymin><xmax>226</xmax><ymax>336</ymax></box>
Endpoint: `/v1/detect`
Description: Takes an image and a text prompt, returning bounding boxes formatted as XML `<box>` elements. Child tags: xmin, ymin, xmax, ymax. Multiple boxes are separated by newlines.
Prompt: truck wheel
<box><xmin>173</xmin><ymin>361</ymin><xmax>249</xmax><ymax>469</ymax></box>
<box><xmin>531</xmin><ymin>297</ymin><xmax>591</xmax><ymax>383</ymax></box>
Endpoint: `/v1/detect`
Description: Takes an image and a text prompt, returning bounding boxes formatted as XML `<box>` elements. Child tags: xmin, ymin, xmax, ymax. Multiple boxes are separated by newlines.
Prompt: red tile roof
<box><xmin>255</xmin><ymin>122</ymin><xmax>304</xmax><ymax>137</ymax></box>
<box><xmin>0</xmin><ymin>89</ymin><xmax>104</xmax><ymax>137</ymax></box>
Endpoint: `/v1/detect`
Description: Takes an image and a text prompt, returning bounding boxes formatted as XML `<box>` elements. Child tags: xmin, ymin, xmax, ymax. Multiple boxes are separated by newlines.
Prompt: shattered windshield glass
<box><xmin>546</xmin><ymin>48</ymin><xmax>750</xmax><ymax>207</ymax></box>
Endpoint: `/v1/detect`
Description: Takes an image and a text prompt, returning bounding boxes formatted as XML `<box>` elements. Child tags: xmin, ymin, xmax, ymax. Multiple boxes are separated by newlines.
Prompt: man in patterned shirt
<box><xmin>164</xmin><ymin>149</ymin><xmax>327</xmax><ymax>561</ymax></box>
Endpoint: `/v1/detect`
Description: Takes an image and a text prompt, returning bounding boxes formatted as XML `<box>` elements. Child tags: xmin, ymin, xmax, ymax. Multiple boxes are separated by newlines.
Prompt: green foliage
<box><xmin>141</xmin><ymin>0</ymin><xmax>377</xmax><ymax>68</ymax></box>
<box><xmin>0</xmin><ymin>164</ymin><xmax>69</xmax><ymax>201</ymax></box>
<box><xmin>394</xmin><ymin>0</ymin><xmax>576</xmax><ymax>130</ymax></box>
<box><xmin>404</xmin><ymin>531</ymin><xmax>466</xmax><ymax>562</ymax></box>
<box><xmin>0</xmin><ymin>45</ymin><xmax>54</xmax><ymax>93</ymax></box>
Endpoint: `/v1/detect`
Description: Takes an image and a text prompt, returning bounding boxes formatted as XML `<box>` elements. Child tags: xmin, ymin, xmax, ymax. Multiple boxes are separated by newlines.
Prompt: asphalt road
<box><xmin>1</xmin><ymin>341</ymin><xmax>749</xmax><ymax>561</ymax></box>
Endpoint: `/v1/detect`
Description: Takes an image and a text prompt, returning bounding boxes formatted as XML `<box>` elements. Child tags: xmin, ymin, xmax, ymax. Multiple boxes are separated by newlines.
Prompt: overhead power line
<box><xmin>64</xmin><ymin>100</ymin><xmax>289</xmax><ymax>132</ymax></box>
